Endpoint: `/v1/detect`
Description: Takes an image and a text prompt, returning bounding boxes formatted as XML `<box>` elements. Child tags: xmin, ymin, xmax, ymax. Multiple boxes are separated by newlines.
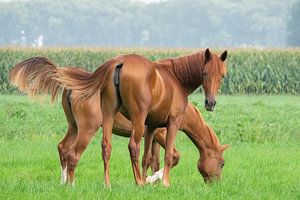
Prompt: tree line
<box><xmin>0</xmin><ymin>0</ymin><xmax>298</xmax><ymax>47</ymax></box>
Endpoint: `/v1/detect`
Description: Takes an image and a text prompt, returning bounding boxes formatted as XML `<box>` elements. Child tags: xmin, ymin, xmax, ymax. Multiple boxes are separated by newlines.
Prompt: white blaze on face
<box><xmin>61</xmin><ymin>167</ymin><xmax>68</xmax><ymax>184</ymax></box>
<box><xmin>146</xmin><ymin>167</ymin><xmax>164</xmax><ymax>184</ymax></box>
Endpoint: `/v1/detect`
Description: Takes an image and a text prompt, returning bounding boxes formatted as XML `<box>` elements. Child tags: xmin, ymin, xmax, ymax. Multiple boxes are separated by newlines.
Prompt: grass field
<box><xmin>0</xmin><ymin>94</ymin><xmax>300</xmax><ymax>199</ymax></box>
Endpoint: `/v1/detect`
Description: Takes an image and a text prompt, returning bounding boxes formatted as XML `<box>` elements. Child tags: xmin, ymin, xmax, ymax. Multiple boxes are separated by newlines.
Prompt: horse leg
<box><xmin>144</xmin><ymin>139</ymin><xmax>162</xmax><ymax>184</ymax></box>
<box><xmin>100</xmin><ymin>87</ymin><xmax>120</xmax><ymax>187</ymax></box>
<box><xmin>101</xmin><ymin>115</ymin><xmax>114</xmax><ymax>187</ymax></box>
<box><xmin>150</xmin><ymin>139</ymin><xmax>160</xmax><ymax>173</ymax></box>
<box><xmin>142</xmin><ymin>126</ymin><xmax>156</xmax><ymax>181</ymax></box>
<box><xmin>146</xmin><ymin>128</ymin><xmax>180</xmax><ymax>184</ymax></box>
<box><xmin>66</xmin><ymin>126</ymin><xmax>98</xmax><ymax>186</ymax></box>
<box><xmin>153</xmin><ymin>128</ymin><xmax>181</xmax><ymax>169</ymax></box>
<box><xmin>57</xmin><ymin>123</ymin><xmax>77</xmax><ymax>184</ymax></box>
<box><xmin>162</xmin><ymin>117</ymin><xmax>182</xmax><ymax>187</ymax></box>
<box><xmin>128</xmin><ymin>113</ymin><xmax>147</xmax><ymax>186</ymax></box>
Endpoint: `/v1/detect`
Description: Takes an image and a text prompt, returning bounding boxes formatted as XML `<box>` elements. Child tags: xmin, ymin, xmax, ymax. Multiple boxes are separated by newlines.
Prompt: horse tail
<box><xmin>56</xmin><ymin>58</ymin><xmax>117</xmax><ymax>103</ymax></box>
<box><xmin>9</xmin><ymin>56</ymin><xmax>91</xmax><ymax>103</ymax></box>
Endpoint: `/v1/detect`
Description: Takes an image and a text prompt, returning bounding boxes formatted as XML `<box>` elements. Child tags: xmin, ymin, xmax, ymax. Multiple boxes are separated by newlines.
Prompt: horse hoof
<box><xmin>103</xmin><ymin>183</ymin><xmax>111</xmax><ymax>189</ymax></box>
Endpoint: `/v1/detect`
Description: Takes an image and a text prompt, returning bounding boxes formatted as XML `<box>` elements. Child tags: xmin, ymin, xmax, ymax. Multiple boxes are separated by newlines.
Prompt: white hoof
<box><xmin>60</xmin><ymin>167</ymin><xmax>67</xmax><ymax>184</ymax></box>
<box><xmin>71</xmin><ymin>180</ymin><xmax>75</xmax><ymax>187</ymax></box>
<box><xmin>146</xmin><ymin>167</ymin><xmax>164</xmax><ymax>184</ymax></box>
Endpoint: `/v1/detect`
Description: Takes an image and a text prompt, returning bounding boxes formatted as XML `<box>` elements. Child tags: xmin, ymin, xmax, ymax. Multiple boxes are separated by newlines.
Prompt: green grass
<box><xmin>1</xmin><ymin>94</ymin><xmax>300</xmax><ymax>199</ymax></box>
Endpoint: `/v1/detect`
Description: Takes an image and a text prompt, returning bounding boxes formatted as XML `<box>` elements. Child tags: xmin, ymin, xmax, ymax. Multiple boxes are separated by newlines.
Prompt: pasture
<box><xmin>1</xmin><ymin>94</ymin><xmax>299</xmax><ymax>199</ymax></box>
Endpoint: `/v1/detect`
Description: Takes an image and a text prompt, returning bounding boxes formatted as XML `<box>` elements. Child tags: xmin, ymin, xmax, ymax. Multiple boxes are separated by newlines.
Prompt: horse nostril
<box><xmin>213</xmin><ymin>101</ymin><xmax>216</xmax><ymax>106</ymax></box>
<box><xmin>205</xmin><ymin>99</ymin><xmax>208</xmax><ymax>105</ymax></box>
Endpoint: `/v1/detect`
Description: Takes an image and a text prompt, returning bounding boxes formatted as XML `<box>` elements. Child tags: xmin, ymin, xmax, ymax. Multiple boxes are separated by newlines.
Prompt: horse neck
<box><xmin>181</xmin><ymin>106</ymin><xmax>220</xmax><ymax>156</ymax></box>
<box><xmin>170</xmin><ymin>52</ymin><xmax>205</xmax><ymax>94</ymax></box>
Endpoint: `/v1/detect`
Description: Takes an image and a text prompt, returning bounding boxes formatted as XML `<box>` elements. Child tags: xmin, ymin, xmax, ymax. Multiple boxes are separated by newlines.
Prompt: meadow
<box><xmin>1</xmin><ymin>94</ymin><xmax>299</xmax><ymax>199</ymax></box>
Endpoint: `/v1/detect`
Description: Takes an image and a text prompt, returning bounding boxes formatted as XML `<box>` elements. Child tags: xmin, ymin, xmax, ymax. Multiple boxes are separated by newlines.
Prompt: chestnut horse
<box><xmin>55</xmin><ymin>48</ymin><xmax>227</xmax><ymax>186</ymax></box>
<box><xmin>9</xmin><ymin>55</ymin><xmax>229</xmax><ymax>186</ymax></box>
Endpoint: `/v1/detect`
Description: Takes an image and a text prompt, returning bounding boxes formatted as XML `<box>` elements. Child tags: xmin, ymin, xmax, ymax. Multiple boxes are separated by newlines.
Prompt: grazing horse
<box><xmin>55</xmin><ymin>48</ymin><xmax>227</xmax><ymax>186</ymax></box>
<box><xmin>9</xmin><ymin>56</ymin><xmax>228</xmax><ymax>186</ymax></box>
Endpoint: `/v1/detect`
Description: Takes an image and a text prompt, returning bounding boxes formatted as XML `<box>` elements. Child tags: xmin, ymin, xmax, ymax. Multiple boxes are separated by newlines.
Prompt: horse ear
<box><xmin>220</xmin><ymin>50</ymin><xmax>228</xmax><ymax>62</ymax></box>
<box><xmin>205</xmin><ymin>48</ymin><xmax>211</xmax><ymax>63</ymax></box>
<box><xmin>219</xmin><ymin>144</ymin><xmax>230</xmax><ymax>153</ymax></box>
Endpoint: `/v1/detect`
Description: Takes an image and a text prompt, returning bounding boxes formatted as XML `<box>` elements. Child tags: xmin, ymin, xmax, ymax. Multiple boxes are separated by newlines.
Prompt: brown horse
<box><xmin>55</xmin><ymin>48</ymin><xmax>228</xmax><ymax>186</ymax></box>
<box><xmin>9</xmin><ymin>55</ymin><xmax>229</xmax><ymax>186</ymax></box>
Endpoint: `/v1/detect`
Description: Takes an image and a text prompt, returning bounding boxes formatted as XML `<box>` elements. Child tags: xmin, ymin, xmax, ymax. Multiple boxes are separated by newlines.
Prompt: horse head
<box><xmin>202</xmin><ymin>48</ymin><xmax>228</xmax><ymax>111</ymax></box>
<box><xmin>197</xmin><ymin>144</ymin><xmax>230</xmax><ymax>183</ymax></box>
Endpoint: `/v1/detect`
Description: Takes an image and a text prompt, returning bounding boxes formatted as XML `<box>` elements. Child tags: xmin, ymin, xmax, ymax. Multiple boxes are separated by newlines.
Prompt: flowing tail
<box><xmin>9</xmin><ymin>57</ymin><xmax>91</xmax><ymax>103</ymax></box>
<box><xmin>56</xmin><ymin>58</ymin><xmax>117</xmax><ymax>103</ymax></box>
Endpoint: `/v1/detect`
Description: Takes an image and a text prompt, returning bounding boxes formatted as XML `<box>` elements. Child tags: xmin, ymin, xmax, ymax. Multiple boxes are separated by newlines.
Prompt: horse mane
<box><xmin>192</xmin><ymin>106</ymin><xmax>221</xmax><ymax>149</ymax></box>
<box><xmin>170</xmin><ymin>52</ymin><xmax>205</xmax><ymax>93</ymax></box>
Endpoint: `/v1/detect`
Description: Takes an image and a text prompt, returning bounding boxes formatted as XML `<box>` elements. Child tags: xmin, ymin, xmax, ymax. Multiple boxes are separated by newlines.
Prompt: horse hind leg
<box><xmin>101</xmin><ymin>115</ymin><xmax>114</xmax><ymax>188</ymax></box>
<box><xmin>57</xmin><ymin>123</ymin><xmax>77</xmax><ymax>184</ymax></box>
<box><xmin>66</xmin><ymin>126</ymin><xmax>99</xmax><ymax>186</ymax></box>
<box><xmin>100</xmin><ymin>88</ymin><xmax>121</xmax><ymax>187</ymax></box>
<box><xmin>128</xmin><ymin>111</ymin><xmax>148</xmax><ymax>186</ymax></box>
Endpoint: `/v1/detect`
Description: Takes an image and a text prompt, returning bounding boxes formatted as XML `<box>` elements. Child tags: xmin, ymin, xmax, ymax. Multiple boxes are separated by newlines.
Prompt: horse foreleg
<box><xmin>153</xmin><ymin>127</ymin><xmax>181</xmax><ymax>167</ymax></box>
<box><xmin>146</xmin><ymin>128</ymin><xmax>180</xmax><ymax>184</ymax></box>
<box><xmin>57</xmin><ymin>124</ymin><xmax>77</xmax><ymax>184</ymax></box>
<box><xmin>150</xmin><ymin>139</ymin><xmax>160</xmax><ymax>173</ymax></box>
<box><xmin>145</xmin><ymin>139</ymin><xmax>161</xmax><ymax>184</ymax></box>
<box><xmin>142</xmin><ymin>127</ymin><xmax>156</xmax><ymax>182</ymax></box>
<box><xmin>162</xmin><ymin>117</ymin><xmax>182</xmax><ymax>187</ymax></box>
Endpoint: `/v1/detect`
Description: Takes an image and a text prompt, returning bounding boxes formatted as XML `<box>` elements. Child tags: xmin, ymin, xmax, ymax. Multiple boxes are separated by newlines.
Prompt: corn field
<box><xmin>0</xmin><ymin>47</ymin><xmax>299</xmax><ymax>94</ymax></box>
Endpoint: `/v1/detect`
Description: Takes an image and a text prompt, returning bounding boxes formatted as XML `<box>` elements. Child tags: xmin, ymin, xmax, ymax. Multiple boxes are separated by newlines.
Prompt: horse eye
<box><xmin>203</xmin><ymin>72</ymin><xmax>208</xmax><ymax>76</ymax></box>
<box><xmin>222</xmin><ymin>75</ymin><xmax>225</xmax><ymax>79</ymax></box>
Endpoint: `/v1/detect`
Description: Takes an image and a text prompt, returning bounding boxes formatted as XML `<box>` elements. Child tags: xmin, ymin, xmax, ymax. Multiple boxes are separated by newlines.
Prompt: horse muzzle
<box><xmin>205</xmin><ymin>99</ymin><xmax>216</xmax><ymax>111</ymax></box>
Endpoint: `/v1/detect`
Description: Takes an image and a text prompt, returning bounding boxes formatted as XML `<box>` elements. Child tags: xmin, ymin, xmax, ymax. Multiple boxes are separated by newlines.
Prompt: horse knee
<box><xmin>128</xmin><ymin>142</ymin><xmax>139</xmax><ymax>161</ymax></box>
<box><xmin>67</xmin><ymin>151</ymin><xmax>78</xmax><ymax>170</ymax></box>
<box><xmin>164</xmin><ymin>150</ymin><xmax>180</xmax><ymax>167</ymax></box>
<box><xmin>172</xmin><ymin>150</ymin><xmax>180</xmax><ymax>167</ymax></box>
<box><xmin>57</xmin><ymin>143</ymin><xmax>68</xmax><ymax>162</ymax></box>
<box><xmin>57</xmin><ymin>143</ymin><xmax>64</xmax><ymax>154</ymax></box>
<box><xmin>164</xmin><ymin>154</ymin><xmax>173</xmax><ymax>167</ymax></box>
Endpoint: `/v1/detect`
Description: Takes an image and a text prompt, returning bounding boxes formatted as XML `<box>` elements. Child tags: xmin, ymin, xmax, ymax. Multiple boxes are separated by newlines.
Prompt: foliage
<box><xmin>0</xmin><ymin>0</ymin><xmax>296</xmax><ymax>47</ymax></box>
<box><xmin>1</xmin><ymin>48</ymin><xmax>300</xmax><ymax>94</ymax></box>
